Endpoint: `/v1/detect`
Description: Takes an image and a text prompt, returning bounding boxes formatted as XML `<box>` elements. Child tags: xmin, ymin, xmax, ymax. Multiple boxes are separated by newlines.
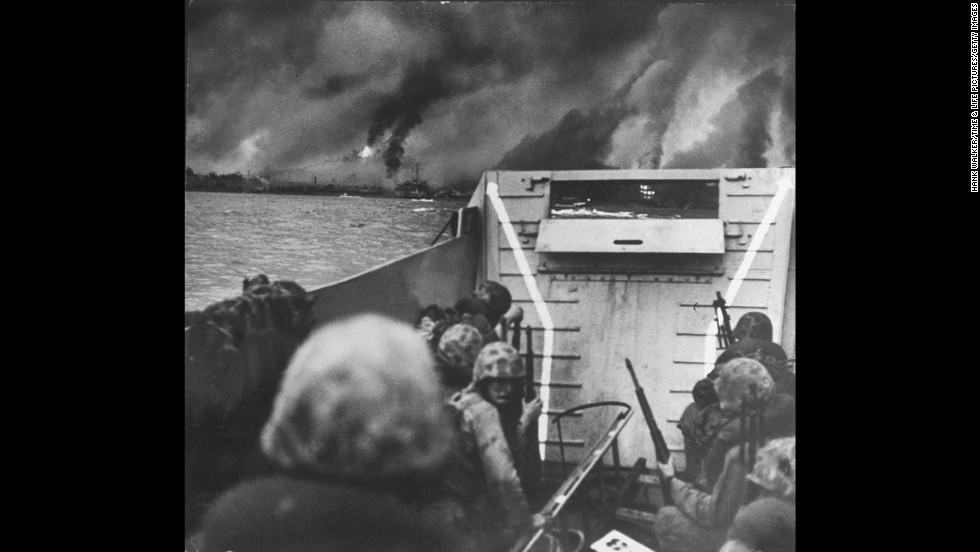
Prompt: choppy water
<box><xmin>185</xmin><ymin>192</ymin><xmax>468</xmax><ymax>311</ymax></box>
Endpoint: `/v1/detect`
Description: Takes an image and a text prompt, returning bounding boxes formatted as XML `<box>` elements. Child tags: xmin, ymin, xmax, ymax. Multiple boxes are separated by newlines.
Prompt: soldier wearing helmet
<box><xmin>416</xmin><ymin>304</ymin><xmax>448</xmax><ymax>344</ymax></box>
<box><xmin>678</xmin><ymin>312</ymin><xmax>794</xmax><ymax>485</ymax></box>
<box><xmin>653</xmin><ymin>358</ymin><xmax>783</xmax><ymax>552</ymax></box>
<box><xmin>436</xmin><ymin>323</ymin><xmax>484</xmax><ymax>396</ymax></box>
<box><xmin>731</xmin><ymin>311</ymin><xmax>773</xmax><ymax>342</ymax></box>
<box><xmin>455</xmin><ymin>296</ymin><xmax>501</xmax><ymax>344</ymax></box>
<box><xmin>473</xmin><ymin>280</ymin><xmax>513</xmax><ymax>328</ymax></box>
<box><xmin>437</xmin><ymin>341</ymin><xmax>545</xmax><ymax>551</ymax></box>
<box><xmin>714</xmin><ymin>339</ymin><xmax>793</xmax><ymax>397</ymax></box>
<box><xmin>472</xmin><ymin>341</ymin><xmax>526</xmax><ymax>405</ymax></box>
<box><xmin>745</xmin><ymin>437</ymin><xmax>795</xmax><ymax>503</ymax></box>
<box><xmin>720</xmin><ymin>437</ymin><xmax>796</xmax><ymax>552</ymax></box>
<box><xmin>700</xmin><ymin>357</ymin><xmax>795</xmax><ymax>488</ymax></box>
<box><xmin>187</xmin><ymin>314</ymin><xmax>460</xmax><ymax>552</ymax></box>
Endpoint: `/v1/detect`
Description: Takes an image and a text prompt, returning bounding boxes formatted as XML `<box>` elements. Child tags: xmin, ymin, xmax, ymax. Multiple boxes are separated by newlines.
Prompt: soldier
<box><xmin>416</xmin><ymin>304</ymin><xmax>448</xmax><ymax>345</ymax></box>
<box><xmin>184</xmin><ymin>278</ymin><xmax>315</xmax><ymax>536</ymax></box>
<box><xmin>720</xmin><ymin>437</ymin><xmax>796</xmax><ymax>552</ymax></box>
<box><xmin>731</xmin><ymin>311</ymin><xmax>773</xmax><ymax>342</ymax></box>
<box><xmin>436</xmin><ymin>323</ymin><xmax>485</xmax><ymax>398</ymax></box>
<box><xmin>700</xmin><ymin>350</ymin><xmax>795</xmax><ymax>488</ymax></box>
<box><xmin>455</xmin><ymin>296</ymin><xmax>501</xmax><ymax>344</ymax></box>
<box><xmin>473</xmin><ymin>280</ymin><xmax>513</xmax><ymax>328</ymax></box>
<box><xmin>187</xmin><ymin>314</ymin><xmax>460</xmax><ymax>552</ymax></box>
<box><xmin>653</xmin><ymin>358</ymin><xmax>785</xmax><ymax>552</ymax></box>
<box><xmin>678</xmin><ymin>312</ymin><xmax>793</xmax><ymax>484</ymax></box>
<box><xmin>440</xmin><ymin>342</ymin><xmax>544</xmax><ymax>552</ymax></box>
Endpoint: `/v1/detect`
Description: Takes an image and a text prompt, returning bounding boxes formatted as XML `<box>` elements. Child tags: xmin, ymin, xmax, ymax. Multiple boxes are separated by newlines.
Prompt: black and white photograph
<box><xmin>185</xmin><ymin>2</ymin><xmax>796</xmax><ymax>551</ymax></box>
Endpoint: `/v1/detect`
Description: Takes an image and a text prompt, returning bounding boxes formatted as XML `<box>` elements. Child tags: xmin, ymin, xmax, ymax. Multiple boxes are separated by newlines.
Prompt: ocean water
<box><xmin>184</xmin><ymin>192</ymin><xmax>468</xmax><ymax>311</ymax></box>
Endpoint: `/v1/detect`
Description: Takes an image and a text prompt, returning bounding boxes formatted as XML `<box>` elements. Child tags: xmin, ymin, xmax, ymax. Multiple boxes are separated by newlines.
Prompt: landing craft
<box><xmin>305</xmin><ymin>167</ymin><xmax>796</xmax><ymax>544</ymax></box>
<box><xmin>189</xmin><ymin>168</ymin><xmax>796</xmax><ymax>547</ymax></box>
<box><xmin>310</xmin><ymin>168</ymin><xmax>795</xmax><ymax>463</ymax></box>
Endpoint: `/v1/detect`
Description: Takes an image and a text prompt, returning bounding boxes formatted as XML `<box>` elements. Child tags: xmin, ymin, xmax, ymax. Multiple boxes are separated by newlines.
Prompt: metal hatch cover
<box><xmin>535</xmin><ymin>218</ymin><xmax>725</xmax><ymax>254</ymax></box>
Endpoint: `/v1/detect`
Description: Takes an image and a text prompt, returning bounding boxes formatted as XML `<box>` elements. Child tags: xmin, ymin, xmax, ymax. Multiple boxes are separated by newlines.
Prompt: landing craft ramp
<box><xmin>473</xmin><ymin>169</ymin><xmax>796</xmax><ymax>471</ymax></box>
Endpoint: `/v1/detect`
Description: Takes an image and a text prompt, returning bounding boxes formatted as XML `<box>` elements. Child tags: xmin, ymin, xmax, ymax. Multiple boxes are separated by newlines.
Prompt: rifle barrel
<box><xmin>624</xmin><ymin>358</ymin><xmax>672</xmax><ymax>505</ymax></box>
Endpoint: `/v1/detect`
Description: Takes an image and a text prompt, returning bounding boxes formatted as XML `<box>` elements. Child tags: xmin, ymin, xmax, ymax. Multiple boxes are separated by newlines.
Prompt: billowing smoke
<box><xmin>665</xmin><ymin>68</ymin><xmax>783</xmax><ymax>169</ymax></box>
<box><xmin>498</xmin><ymin>103</ymin><xmax>632</xmax><ymax>171</ymax></box>
<box><xmin>499</xmin><ymin>4</ymin><xmax>796</xmax><ymax>172</ymax></box>
<box><xmin>304</xmin><ymin>72</ymin><xmax>371</xmax><ymax>100</ymax></box>
<box><xmin>366</xmin><ymin>58</ymin><xmax>474</xmax><ymax>176</ymax></box>
<box><xmin>186</xmin><ymin>2</ymin><xmax>794</xmax><ymax>188</ymax></box>
<box><xmin>780</xmin><ymin>59</ymin><xmax>796</xmax><ymax>165</ymax></box>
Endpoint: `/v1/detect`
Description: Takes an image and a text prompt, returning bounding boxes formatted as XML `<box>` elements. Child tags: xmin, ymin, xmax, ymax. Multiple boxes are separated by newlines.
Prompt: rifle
<box><xmin>624</xmin><ymin>358</ymin><xmax>672</xmax><ymax>506</ymax></box>
<box><xmin>738</xmin><ymin>383</ymin><xmax>767</xmax><ymax>505</ymax></box>
<box><xmin>521</xmin><ymin>324</ymin><xmax>542</xmax><ymax>492</ymax></box>
<box><xmin>713</xmin><ymin>291</ymin><xmax>734</xmax><ymax>349</ymax></box>
<box><xmin>523</xmin><ymin>325</ymin><xmax>534</xmax><ymax>402</ymax></box>
<box><xmin>738</xmin><ymin>383</ymin><xmax>767</xmax><ymax>466</ymax></box>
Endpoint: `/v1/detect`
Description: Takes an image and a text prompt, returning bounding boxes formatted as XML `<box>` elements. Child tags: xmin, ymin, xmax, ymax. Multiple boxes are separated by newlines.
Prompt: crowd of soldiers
<box><xmin>184</xmin><ymin>277</ymin><xmax>795</xmax><ymax>552</ymax></box>
<box><xmin>656</xmin><ymin>313</ymin><xmax>796</xmax><ymax>552</ymax></box>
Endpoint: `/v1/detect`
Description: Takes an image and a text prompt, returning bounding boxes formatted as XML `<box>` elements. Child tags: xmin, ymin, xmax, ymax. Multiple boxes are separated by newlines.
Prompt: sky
<box><xmin>185</xmin><ymin>1</ymin><xmax>795</xmax><ymax>190</ymax></box>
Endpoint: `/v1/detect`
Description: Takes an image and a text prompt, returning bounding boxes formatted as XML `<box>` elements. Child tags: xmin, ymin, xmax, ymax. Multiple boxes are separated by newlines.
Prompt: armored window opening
<box><xmin>549</xmin><ymin>180</ymin><xmax>719</xmax><ymax>219</ymax></box>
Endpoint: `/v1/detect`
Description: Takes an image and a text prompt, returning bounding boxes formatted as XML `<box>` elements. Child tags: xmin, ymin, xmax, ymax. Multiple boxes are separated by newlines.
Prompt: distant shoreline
<box><xmin>184</xmin><ymin>172</ymin><xmax>472</xmax><ymax>200</ymax></box>
<box><xmin>184</xmin><ymin>187</ymin><xmax>470</xmax><ymax>200</ymax></box>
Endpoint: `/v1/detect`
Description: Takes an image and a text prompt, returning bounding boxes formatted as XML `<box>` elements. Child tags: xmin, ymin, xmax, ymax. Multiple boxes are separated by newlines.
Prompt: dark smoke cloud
<box><xmin>304</xmin><ymin>73</ymin><xmax>371</xmax><ymax>100</ymax></box>
<box><xmin>186</xmin><ymin>2</ymin><xmax>794</xmax><ymax>187</ymax></box>
<box><xmin>491</xmin><ymin>4</ymin><xmax>712</xmax><ymax>172</ymax></box>
<box><xmin>665</xmin><ymin>68</ymin><xmax>783</xmax><ymax>169</ymax></box>
<box><xmin>498</xmin><ymin>103</ymin><xmax>632</xmax><ymax>171</ymax></box>
<box><xmin>186</xmin><ymin>0</ymin><xmax>339</xmax><ymax>164</ymax></box>
<box><xmin>497</xmin><ymin>4</ymin><xmax>796</xmax><ymax>172</ymax></box>
<box><xmin>360</xmin><ymin>2</ymin><xmax>664</xmax><ymax>176</ymax></box>
<box><xmin>366</xmin><ymin>59</ymin><xmax>469</xmax><ymax>176</ymax></box>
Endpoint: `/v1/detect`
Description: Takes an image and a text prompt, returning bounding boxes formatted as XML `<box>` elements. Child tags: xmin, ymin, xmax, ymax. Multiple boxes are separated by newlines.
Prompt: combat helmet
<box><xmin>731</xmin><ymin>312</ymin><xmax>773</xmax><ymax>342</ymax></box>
<box><xmin>260</xmin><ymin>314</ymin><xmax>451</xmax><ymax>480</ymax></box>
<box><xmin>714</xmin><ymin>338</ymin><xmax>788</xmax><ymax>375</ymax></box>
<box><xmin>437</xmin><ymin>323</ymin><xmax>484</xmax><ymax>385</ymax></box>
<box><xmin>746</xmin><ymin>437</ymin><xmax>796</xmax><ymax>502</ymax></box>
<box><xmin>715</xmin><ymin>357</ymin><xmax>774</xmax><ymax>411</ymax></box>
<box><xmin>474</xmin><ymin>281</ymin><xmax>512</xmax><ymax>325</ymax></box>
<box><xmin>473</xmin><ymin>341</ymin><xmax>525</xmax><ymax>382</ymax></box>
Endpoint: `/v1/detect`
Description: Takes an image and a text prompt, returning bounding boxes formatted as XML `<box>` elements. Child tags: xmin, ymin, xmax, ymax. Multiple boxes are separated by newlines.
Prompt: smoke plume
<box><xmin>498</xmin><ymin>103</ymin><xmax>632</xmax><ymax>171</ymax></box>
<box><xmin>186</xmin><ymin>2</ymin><xmax>795</xmax><ymax>189</ymax></box>
<box><xmin>665</xmin><ymin>68</ymin><xmax>783</xmax><ymax>169</ymax></box>
<box><xmin>499</xmin><ymin>4</ymin><xmax>796</xmax><ymax>172</ymax></box>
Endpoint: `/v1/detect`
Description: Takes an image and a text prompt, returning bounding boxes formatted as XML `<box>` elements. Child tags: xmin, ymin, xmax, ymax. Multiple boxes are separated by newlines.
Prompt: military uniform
<box><xmin>654</xmin><ymin>446</ymin><xmax>750</xmax><ymax>552</ymax></box>
<box><xmin>432</xmin><ymin>341</ymin><xmax>535</xmax><ymax>552</ymax></box>
<box><xmin>440</xmin><ymin>385</ymin><xmax>532</xmax><ymax>551</ymax></box>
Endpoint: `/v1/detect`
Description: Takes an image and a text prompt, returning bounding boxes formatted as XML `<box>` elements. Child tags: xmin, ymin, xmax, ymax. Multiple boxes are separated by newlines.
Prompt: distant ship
<box><xmin>393</xmin><ymin>162</ymin><xmax>432</xmax><ymax>199</ymax></box>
